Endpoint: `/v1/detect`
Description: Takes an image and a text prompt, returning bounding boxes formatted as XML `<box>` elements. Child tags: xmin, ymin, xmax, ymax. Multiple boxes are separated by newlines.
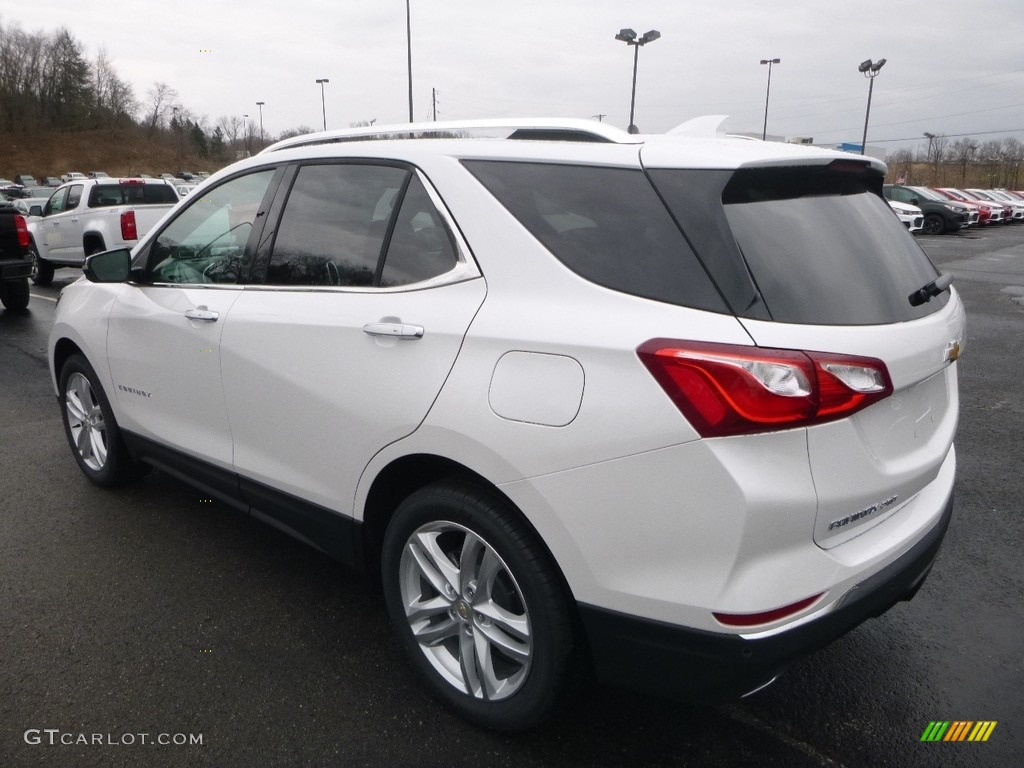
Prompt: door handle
<box><xmin>185</xmin><ymin>308</ymin><xmax>219</xmax><ymax>322</ymax></box>
<box><xmin>362</xmin><ymin>322</ymin><xmax>424</xmax><ymax>339</ymax></box>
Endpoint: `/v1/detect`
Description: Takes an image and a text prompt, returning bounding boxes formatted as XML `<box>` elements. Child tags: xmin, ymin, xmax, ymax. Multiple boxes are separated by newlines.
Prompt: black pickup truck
<box><xmin>0</xmin><ymin>201</ymin><xmax>32</xmax><ymax>310</ymax></box>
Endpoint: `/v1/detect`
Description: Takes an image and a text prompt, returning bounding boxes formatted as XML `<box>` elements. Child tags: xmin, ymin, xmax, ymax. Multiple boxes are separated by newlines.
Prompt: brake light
<box><xmin>120</xmin><ymin>210</ymin><xmax>138</xmax><ymax>241</ymax></box>
<box><xmin>14</xmin><ymin>214</ymin><xmax>29</xmax><ymax>248</ymax></box>
<box><xmin>119</xmin><ymin>178</ymin><xmax>144</xmax><ymax>185</ymax></box>
<box><xmin>637</xmin><ymin>339</ymin><xmax>892</xmax><ymax>437</ymax></box>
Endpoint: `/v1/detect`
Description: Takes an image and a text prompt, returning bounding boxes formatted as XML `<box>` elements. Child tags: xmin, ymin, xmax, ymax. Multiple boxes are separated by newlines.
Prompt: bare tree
<box><xmin>144</xmin><ymin>81</ymin><xmax>178</xmax><ymax>137</ymax></box>
<box><xmin>999</xmin><ymin>138</ymin><xmax>1023</xmax><ymax>188</ymax></box>
<box><xmin>949</xmin><ymin>138</ymin><xmax>978</xmax><ymax>187</ymax></box>
<box><xmin>886</xmin><ymin>148</ymin><xmax>913</xmax><ymax>184</ymax></box>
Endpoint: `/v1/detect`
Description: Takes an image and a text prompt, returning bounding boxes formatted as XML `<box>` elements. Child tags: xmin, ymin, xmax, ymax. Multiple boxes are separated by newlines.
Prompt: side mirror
<box><xmin>909</xmin><ymin>197</ymin><xmax>920</xmax><ymax>206</ymax></box>
<box><xmin>29</xmin><ymin>205</ymin><xmax>43</xmax><ymax>217</ymax></box>
<box><xmin>83</xmin><ymin>248</ymin><xmax>132</xmax><ymax>283</ymax></box>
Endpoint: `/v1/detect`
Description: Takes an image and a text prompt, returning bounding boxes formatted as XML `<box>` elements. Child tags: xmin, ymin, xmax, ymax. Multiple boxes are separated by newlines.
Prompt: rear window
<box><xmin>462</xmin><ymin>161</ymin><xmax>728</xmax><ymax>313</ymax></box>
<box><xmin>88</xmin><ymin>183</ymin><xmax>178</xmax><ymax>207</ymax></box>
<box><xmin>649</xmin><ymin>165</ymin><xmax>948</xmax><ymax>325</ymax></box>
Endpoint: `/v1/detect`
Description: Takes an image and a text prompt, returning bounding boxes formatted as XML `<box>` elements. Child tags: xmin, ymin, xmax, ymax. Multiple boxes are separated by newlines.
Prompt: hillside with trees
<box><xmin>1</xmin><ymin>19</ymin><xmax>1022</xmax><ymax>188</ymax></box>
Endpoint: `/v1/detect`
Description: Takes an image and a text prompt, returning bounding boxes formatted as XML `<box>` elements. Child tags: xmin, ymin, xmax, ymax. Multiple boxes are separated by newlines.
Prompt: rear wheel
<box><xmin>0</xmin><ymin>278</ymin><xmax>30</xmax><ymax>311</ymax></box>
<box><xmin>381</xmin><ymin>481</ymin><xmax>576</xmax><ymax>731</ymax></box>
<box><xmin>59</xmin><ymin>354</ymin><xmax>148</xmax><ymax>486</ymax></box>
<box><xmin>84</xmin><ymin>237</ymin><xmax>106</xmax><ymax>257</ymax></box>
<box><xmin>30</xmin><ymin>242</ymin><xmax>54</xmax><ymax>286</ymax></box>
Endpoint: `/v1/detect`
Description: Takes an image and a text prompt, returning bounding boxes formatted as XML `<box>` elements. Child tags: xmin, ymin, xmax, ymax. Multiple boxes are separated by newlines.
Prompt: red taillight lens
<box><xmin>637</xmin><ymin>339</ymin><xmax>892</xmax><ymax>437</ymax></box>
<box><xmin>120</xmin><ymin>210</ymin><xmax>138</xmax><ymax>241</ymax></box>
<box><xmin>14</xmin><ymin>214</ymin><xmax>29</xmax><ymax>248</ymax></box>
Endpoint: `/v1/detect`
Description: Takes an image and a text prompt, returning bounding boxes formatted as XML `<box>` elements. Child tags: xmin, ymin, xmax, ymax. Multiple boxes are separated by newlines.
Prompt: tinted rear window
<box><xmin>463</xmin><ymin>161</ymin><xmax>728</xmax><ymax>313</ymax></box>
<box><xmin>89</xmin><ymin>183</ymin><xmax>178</xmax><ymax>207</ymax></box>
<box><xmin>650</xmin><ymin>166</ymin><xmax>948</xmax><ymax>325</ymax></box>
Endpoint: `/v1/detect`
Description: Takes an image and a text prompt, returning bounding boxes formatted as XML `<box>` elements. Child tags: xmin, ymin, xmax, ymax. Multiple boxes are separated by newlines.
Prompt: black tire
<box><xmin>0</xmin><ymin>278</ymin><xmax>30</xmax><ymax>311</ymax></box>
<box><xmin>921</xmin><ymin>213</ymin><xmax>945</xmax><ymax>236</ymax></box>
<box><xmin>30</xmin><ymin>242</ymin><xmax>54</xmax><ymax>286</ymax></box>
<box><xmin>381</xmin><ymin>481</ymin><xmax>576</xmax><ymax>731</ymax></box>
<box><xmin>59</xmin><ymin>354</ymin><xmax>148</xmax><ymax>487</ymax></box>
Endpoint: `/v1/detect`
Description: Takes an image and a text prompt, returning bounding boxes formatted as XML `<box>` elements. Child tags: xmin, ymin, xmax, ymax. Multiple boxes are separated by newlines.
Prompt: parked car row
<box><xmin>883</xmin><ymin>184</ymin><xmax>1024</xmax><ymax>234</ymax></box>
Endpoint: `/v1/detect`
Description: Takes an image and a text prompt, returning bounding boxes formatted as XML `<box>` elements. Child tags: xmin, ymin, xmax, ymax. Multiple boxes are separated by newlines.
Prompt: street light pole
<box><xmin>858</xmin><ymin>58</ymin><xmax>886</xmax><ymax>155</ymax></box>
<box><xmin>615</xmin><ymin>28</ymin><xmax>661</xmax><ymax>134</ymax></box>
<box><xmin>760</xmin><ymin>58</ymin><xmax>780</xmax><ymax>141</ymax></box>
<box><xmin>256</xmin><ymin>101</ymin><xmax>265</xmax><ymax>147</ymax></box>
<box><xmin>316</xmin><ymin>79</ymin><xmax>330</xmax><ymax>131</ymax></box>
<box><xmin>406</xmin><ymin>0</ymin><xmax>414</xmax><ymax>122</ymax></box>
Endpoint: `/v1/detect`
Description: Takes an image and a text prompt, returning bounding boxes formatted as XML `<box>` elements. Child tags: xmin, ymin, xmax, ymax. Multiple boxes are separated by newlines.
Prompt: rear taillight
<box><xmin>14</xmin><ymin>214</ymin><xmax>29</xmax><ymax>248</ymax></box>
<box><xmin>120</xmin><ymin>210</ymin><xmax>138</xmax><ymax>241</ymax></box>
<box><xmin>637</xmin><ymin>339</ymin><xmax>893</xmax><ymax>437</ymax></box>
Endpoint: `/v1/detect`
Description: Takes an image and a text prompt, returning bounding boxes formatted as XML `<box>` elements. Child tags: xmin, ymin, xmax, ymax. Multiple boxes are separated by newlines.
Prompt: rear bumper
<box><xmin>0</xmin><ymin>257</ymin><xmax>32</xmax><ymax>281</ymax></box>
<box><xmin>578</xmin><ymin>491</ymin><xmax>953</xmax><ymax>702</ymax></box>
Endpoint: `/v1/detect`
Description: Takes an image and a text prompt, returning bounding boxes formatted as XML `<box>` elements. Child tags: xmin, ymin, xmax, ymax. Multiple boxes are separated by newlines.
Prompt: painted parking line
<box><xmin>30</xmin><ymin>294</ymin><xmax>59</xmax><ymax>303</ymax></box>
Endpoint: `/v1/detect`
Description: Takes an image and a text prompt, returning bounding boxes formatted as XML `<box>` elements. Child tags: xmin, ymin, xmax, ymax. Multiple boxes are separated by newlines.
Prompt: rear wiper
<box><xmin>908</xmin><ymin>273</ymin><xmax>953</xmax><ymax>307</ymax></box>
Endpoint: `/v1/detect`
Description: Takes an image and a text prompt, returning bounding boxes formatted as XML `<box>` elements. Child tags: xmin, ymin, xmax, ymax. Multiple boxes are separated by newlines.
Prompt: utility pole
<box><xmin>406</xmin><ymin>0</ymin><xmax>414</xmax><ymax>122</ymax></box>
<box><xmin>432</xmin><ymin>88</ymin><xmax>437</xmax><ymax>121</ymax></box>
<box><xmin>592</xmin><ymin>114</ymin><xmax>607</xmax><ymax>122</ymax></box>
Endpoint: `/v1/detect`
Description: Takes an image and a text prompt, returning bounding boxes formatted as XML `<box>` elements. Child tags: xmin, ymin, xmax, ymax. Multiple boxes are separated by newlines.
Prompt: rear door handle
<box><xmin>362</xmin><ymin>322</ymin><xmax>424</xmax><ymax>339</ymax></box>
<box><xmin>185</xmin><ymin>308</ymin><xmax>219</xmax><ymax>322</ymax></box>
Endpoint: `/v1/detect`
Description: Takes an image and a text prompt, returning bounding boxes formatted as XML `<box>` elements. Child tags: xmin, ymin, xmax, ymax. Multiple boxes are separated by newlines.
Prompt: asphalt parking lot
<box><xmin>2</xmin><ymin>226</ymin><xmax>1022</xmax><ymax>767</ymax></box>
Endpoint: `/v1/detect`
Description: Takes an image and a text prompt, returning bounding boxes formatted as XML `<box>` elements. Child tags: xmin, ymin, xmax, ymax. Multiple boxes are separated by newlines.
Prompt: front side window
<box><xmin>145</xmin><ymin>169</ymin><xmax>276</xmax><ymax>285</ymax></box>
<box><xmin>44</xmin><ymin>187</ymin><xmax>69</xmax><ymax>215</ymax></box>
<box><xmin>66</xmin><ymin>185</ymin><xmax>84</xmax><ymax>209</ymax></box>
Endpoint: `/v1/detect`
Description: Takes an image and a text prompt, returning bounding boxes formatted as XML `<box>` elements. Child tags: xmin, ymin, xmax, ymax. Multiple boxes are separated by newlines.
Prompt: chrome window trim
<box><xmin>139</xmin><ymin>161</ymin><xmax>481</xmax><ymax>293</ymax></box>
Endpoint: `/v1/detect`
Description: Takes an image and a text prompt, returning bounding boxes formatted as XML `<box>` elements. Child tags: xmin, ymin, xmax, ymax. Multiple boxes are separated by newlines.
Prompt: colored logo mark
<box><xmin>920</xmin><ymin>721</ymin><xmax>997</xmax><ymax>742</ymax></box>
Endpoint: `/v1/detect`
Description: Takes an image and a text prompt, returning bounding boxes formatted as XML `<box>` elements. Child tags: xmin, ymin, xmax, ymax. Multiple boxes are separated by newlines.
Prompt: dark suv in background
<box><xmin>883</xmin><ymin>184</ymin><xmax>969</xmax><ymax>235</ymax></box>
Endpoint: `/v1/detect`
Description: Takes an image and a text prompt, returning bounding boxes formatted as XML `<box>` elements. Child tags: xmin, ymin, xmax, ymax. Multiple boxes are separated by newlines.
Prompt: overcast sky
<box><xmin>8</xmin><ymin>0</ymin><xmax>1024</xmax><ymax>154</ymax></box>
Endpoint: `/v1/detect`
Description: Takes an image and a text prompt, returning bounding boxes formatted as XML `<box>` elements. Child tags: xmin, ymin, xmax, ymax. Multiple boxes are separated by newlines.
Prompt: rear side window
<box><xmin>266</xmin><ymin>163</ymin><xmax>458</xmax><ymax>288</ymax></box>
<box><xmin>650</xmin><ymin>166</ymin><xmax>948</xmax><ymax>325</ymax></box>
<box><xmin>463</xmin><ymin>161</ymin><xmax>728</xmax><ymax>313</ymax></box>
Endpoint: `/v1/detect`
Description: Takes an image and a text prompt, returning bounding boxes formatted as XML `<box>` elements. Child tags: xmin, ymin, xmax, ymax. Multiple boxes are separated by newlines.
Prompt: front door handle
<box><xmin>185</xmin><ymin>308</ymin><xmax>219</xmax><ymax>322</ymax></box>
<box><xmin>362</xmin><ymin>322</ymin><xmax>424</xmax><ymax>339</ymax></box>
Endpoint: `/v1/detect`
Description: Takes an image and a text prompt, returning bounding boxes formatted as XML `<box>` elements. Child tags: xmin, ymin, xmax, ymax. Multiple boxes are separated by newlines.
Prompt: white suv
<box><xmin>49</xmin><ymin>119</ymin><xmax>964</xmax><ymax>731</ymax></box>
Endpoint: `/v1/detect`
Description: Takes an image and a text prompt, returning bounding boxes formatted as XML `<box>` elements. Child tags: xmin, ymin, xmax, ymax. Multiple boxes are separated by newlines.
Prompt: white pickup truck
<box><xmin>28</xmin><ymin>178</ymin><xmax>179</xmax><ymax>285</ymax></box>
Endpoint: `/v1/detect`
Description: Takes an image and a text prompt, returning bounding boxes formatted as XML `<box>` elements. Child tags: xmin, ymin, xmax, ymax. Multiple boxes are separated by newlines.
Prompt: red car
<box><xmin>934</xmin><ymin>188</ymin><xmax>1007</xmax><ymax>226</ymax></box>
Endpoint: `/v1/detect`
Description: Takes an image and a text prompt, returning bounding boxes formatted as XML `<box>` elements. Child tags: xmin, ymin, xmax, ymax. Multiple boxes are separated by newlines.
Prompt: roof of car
<box><xmin>256</xmin><ymin>117</ymin><xmax>885</xmax><ymax>174</ymax></box>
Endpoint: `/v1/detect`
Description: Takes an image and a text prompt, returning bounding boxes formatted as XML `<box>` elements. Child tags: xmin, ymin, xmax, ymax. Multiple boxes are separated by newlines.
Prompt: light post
<box><xmin>615</xmin><ymin>28</ymin><xmax>661</xmax><ymax>134</ymax></box>
<box><xmin>313</xmin><ymin>78</ymin><xmax>329</xmax><ymax>131</ymax></box>
<box><xmin>406</xmin><ymin>0</ymin><xmax>413</xmax><ymax>122</ymax></box>
<box><xmin>255</xmin><ymin>101</ymin><xmax>265</xmax><ymax>148</ymax></box>
<box><xmin>760</xmin><ymin>58</ymin><xmax>780</xmax><ymax>141</ymax></box>
<box><xmin>858</xmin><ymin>58</ymin><xmax>886</xmax><ymax>155</ymax></box>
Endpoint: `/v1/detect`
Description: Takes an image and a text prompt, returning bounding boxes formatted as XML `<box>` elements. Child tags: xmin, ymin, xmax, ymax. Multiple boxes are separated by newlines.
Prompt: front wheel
<box><xmin>59</xmin><ymin>354</ymin><xmax>148</xmax><ymax>487</ymax></box>
<box><xmin>30</xmin><ymin>242</ymin><xmax>54</xmax><ymax>286</ymax></box>
<box><xmin>381</xmin><ymin>482</ymin><xmax>576</xmax><ymax>731</ymax></box>
<box><xmin>921</xmin><ymin>213</ymin><xmax>946</xmax><ymax>236</ymax></box>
